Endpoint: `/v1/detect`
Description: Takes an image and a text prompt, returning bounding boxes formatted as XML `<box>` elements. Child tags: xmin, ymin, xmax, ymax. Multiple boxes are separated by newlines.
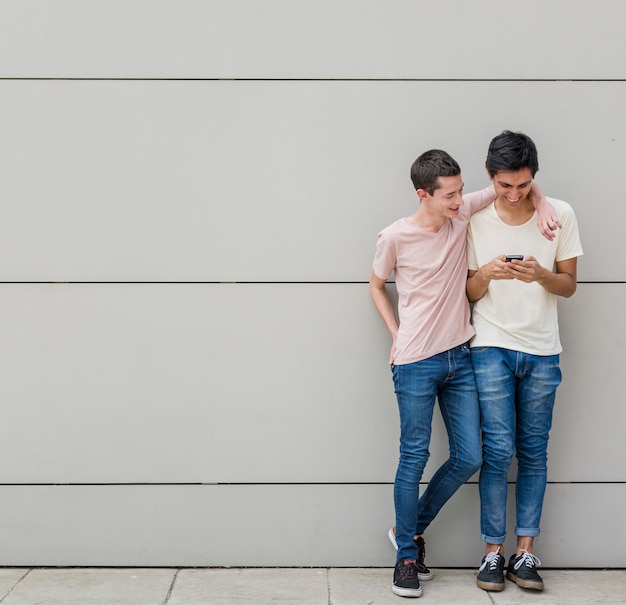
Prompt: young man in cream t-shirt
<box><xmin>467</xmin><ymin>131</ymin><xmax>583</xmax><ymax>593</ymax></box>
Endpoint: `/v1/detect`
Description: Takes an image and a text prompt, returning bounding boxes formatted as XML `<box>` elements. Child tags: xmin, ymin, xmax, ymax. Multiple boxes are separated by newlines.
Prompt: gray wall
<box><xmin>0</xmin><ymin>0</ymin><xmax>624</xmax><ymax>566</ymax></box>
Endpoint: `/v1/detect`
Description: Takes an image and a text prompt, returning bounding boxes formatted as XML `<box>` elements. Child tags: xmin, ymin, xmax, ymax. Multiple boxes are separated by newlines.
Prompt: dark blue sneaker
<box><xmin>506</xmin><ymin>550</ymin><xmax>544</xmax><ymax>590</ymax></box>
<box><xmin>476</xmin><ymin>551</ymin><xmax>505</xmax><ymax>591</ymax></box>
<box><xmin>392</xmin><ymin>559</ymin><xmax>422</xmax><ymax>598</ymax></box>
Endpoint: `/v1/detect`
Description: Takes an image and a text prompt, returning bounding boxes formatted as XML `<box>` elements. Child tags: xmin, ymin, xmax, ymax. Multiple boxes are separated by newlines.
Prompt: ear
<box><xmin>484</xmin><ymin>164</ymin><xmax>493</xmax><ymax>180</ymax></box>
<box><xmin>416</xmin><ymin>188</ymin><xmax>429</xmax><ymax>202</ymax></box>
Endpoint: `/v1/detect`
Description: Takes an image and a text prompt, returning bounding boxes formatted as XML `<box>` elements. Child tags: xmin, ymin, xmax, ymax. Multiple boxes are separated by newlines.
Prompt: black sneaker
<box><xmin>388</xmin><ymin>528</ymin><xmax>433</xmax><ymax>581</ymax></box>
<box><xmin>506</xmin><ymin>550</ymin><xmax>544</xmax><ymax>590</ymax></box>
<box><xmin>392</xmin><ymin>560</ymin><xmax>423</xmax><ymax>598</ymax></box>
<box><xmin>415</xmin><ymin>536</ymin><xmax>433</xmax><ymax>581</ymax></box>
<box><xmin>476</xmin><ymin>551</ymin><xmax>505</xmax><ymax>591</ymax></box>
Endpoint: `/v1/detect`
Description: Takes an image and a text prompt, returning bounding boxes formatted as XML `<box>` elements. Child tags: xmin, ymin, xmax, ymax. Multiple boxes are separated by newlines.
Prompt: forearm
<box><xmin>369</xmin><ymin>278</ymin><xmax>399</xmax><ymax>338</ymax></box>
<box><xmin>530</xmin><ymin>181</ymin><xmax>548</xmax><ymax>211</ymax></box>
<box><xmin>536</xmin><ymin>269</ymin><xmax>577</xmax><ymax>298</ymax></box>
<box><xmin>466</xmin><ymin>269</ymin><xmax>490</xmax><ymax>303</ymax></box>
<box><xmin>530</xmin><ymin>182</ymin><xmax>561</xmax><ymax>240</ymax></box>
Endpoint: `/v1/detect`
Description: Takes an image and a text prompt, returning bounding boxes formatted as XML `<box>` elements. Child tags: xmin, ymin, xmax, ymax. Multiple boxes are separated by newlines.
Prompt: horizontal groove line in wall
<box><xmin>1</xmin><ymin>77</ymin><xmax>625</xmax><ymax>83</ymax></box>
<box><xmin>1</xmin><ymin>481</ymin><xmax>624</xmax><ymax>487</ymax></box>
<box><xmin>0</xmin><ymin>483</ymin><xmax>214</xmax><ymax>487</ymax></box>
<box><xmin>0</xmin><ymin>482</ymin><xmax>394</xmax><ymax>487</ymax></box>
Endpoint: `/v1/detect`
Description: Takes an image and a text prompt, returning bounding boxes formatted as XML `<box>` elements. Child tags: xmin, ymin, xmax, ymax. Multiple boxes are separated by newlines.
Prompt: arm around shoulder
<box><xmin>530</xmin><ymin>183</ymin><xmax>562</xmax><ymax>240</ymax></box>
<box><xmin>464</xmin><ymin>185</ymin><xmax>496</xmax><ymax>216</ymax></box>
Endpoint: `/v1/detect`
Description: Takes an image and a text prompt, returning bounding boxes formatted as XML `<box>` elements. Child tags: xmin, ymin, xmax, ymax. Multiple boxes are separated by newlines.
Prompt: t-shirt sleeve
<box><xmin>466</xmin><ymin>221</ymin><xmax>479</xmax><ymax>271</ymax></box>
<box><xmin>463</xmin><ymin>186</ymin><xmax>495</xmax><ymax>216</ymax></box>
<box><xmin>372</xmin><ymin>230</ymin><xmax>397</xmax><ymax>280</ymax></box>
<box><xmin>555</xmin><ymin>202</ymin><xmax>584</xmax><ymax>262</ymax></box>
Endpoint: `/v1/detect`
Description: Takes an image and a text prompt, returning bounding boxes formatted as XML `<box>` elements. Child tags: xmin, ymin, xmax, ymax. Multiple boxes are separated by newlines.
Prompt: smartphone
<box><xmin>505</xmin><ymin>255</ymin><xmax>524</xmax><ymax>262</ymax></box>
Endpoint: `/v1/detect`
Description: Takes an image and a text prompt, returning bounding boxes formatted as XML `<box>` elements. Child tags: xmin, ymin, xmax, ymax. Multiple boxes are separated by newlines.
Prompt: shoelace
<box><xmin>398</xmin><ymin>561</ymin><xmax>418</xmax><ymax>580</ymax></box>
<box><xmin>513</xmin><ymin>550</ymin><xmax>541</xmax><ymax>570</ymax></box>
<box><xmin>479</xmin><ymin>550</ymin><xmax>502</xmax><ymax>571</ymax></box>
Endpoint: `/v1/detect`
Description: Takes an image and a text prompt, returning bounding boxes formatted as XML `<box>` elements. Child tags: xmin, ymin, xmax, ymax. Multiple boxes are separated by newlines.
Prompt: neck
<box><xmin>494</xmin><ymin>196</ymin><xmax>534</xmax><ymax>224</ymax></box>
<box><xmin>409</xmin><ymin>206</ymin><xmax>447</xmax><ymax>232</ymax></box>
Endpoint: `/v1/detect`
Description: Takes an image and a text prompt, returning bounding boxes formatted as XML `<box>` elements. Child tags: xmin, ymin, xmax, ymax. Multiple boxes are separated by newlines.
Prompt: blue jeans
<box><xmin>392</xmin><ymin>342</ymin><xmax>482</xmax><ymax>563</ymax></box>
<box><xmin>471</xmin><ymin>347</ymin><xmax>562</xmax><ymax>544</ymax></box>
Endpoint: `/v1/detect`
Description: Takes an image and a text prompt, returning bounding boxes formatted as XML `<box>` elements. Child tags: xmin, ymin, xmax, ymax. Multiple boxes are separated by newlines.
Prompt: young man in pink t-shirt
<box><xmin>369</xmin><ymin>149</ymin><xmax>558</xmax><ymax>598</ymax></box>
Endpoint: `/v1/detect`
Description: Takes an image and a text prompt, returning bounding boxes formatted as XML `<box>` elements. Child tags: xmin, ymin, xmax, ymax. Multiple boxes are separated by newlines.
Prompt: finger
<box><xmin>545</xmin><ymin>222</ymin><xmax>557</xmax><ymax>238</ymax></box>
<box><xmin>549</xmin><ymin>219</ymin><xmax>562</xmax><ymax>230</ymax></box>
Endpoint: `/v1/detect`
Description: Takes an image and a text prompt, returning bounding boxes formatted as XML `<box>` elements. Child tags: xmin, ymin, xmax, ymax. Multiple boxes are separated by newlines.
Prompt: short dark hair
<box><xmin>410</xmin><ymin>149</ymin><xmax>461</xmax><ymax>194</ymax></box>
<box><xmin>486</xmin><ymin>130</ymin><xmax>539</xmax><ymax>177</ymax></box>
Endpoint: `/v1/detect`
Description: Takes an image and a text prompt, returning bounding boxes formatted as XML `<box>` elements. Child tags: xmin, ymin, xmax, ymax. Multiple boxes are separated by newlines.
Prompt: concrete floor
<box><xmin>0</xmin><ymin>567</ymin><xmax>625</xmax><ymax>604</ymax></box>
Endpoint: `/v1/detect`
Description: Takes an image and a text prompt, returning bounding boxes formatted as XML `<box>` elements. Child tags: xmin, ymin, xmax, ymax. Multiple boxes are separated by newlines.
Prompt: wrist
<box><xmin>535</xmin><ymin>266</ymin><xmax>550</xmax><ymax>285</ymax></box>
<box><xmin>478</xmin><ymin>266</ymin><xmax>491</xmax><ymax>284</ymax></box>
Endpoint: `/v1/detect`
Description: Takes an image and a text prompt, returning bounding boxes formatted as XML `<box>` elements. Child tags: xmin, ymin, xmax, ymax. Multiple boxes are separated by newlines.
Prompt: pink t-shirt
<box><xmin>372</xmin><ymin>187</ymin><xmax>494</xmax><ymax>365</ymax></box>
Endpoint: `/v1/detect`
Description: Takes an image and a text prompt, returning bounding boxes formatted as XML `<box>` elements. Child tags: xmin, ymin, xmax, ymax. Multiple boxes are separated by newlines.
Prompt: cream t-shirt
<box><xmin>467</xmin><ymin>198</ymin><xmax>583</xmax><ymax>355</ymax></box>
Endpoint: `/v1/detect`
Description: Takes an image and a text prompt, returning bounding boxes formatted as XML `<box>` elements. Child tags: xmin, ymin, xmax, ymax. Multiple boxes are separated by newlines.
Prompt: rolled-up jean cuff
<box><xmin>481</xmin><ymin>533</ymin><xmax>507</xmax><ymax>544</ymax></box>
<box><xmin>515</xmin><ymin>527</ymin><xmax>541</xmax><ymax>538</ymax></box>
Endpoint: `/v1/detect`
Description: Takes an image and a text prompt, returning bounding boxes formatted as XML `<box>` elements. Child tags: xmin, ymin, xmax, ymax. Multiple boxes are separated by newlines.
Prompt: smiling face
<box><xmin>419</xmin><ymin>174</ymin><xmax>465</xmax><ymax>220</ymax></box>
<box><xmin>490</xmin><ymin>167</ymin><xmax>534</xmax><ymax>210</ymax></box>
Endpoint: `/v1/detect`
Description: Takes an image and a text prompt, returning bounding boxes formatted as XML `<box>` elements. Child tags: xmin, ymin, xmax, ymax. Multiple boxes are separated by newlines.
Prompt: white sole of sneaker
<box><xmin>392</xmin><ymin>584</ymin><xmax>423</xmax><ymax>598</ymax></box>
<box><xmin>388</xmin><ymin>527</ymin><xmax>399</xmax><ymax>550</ymax></box>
